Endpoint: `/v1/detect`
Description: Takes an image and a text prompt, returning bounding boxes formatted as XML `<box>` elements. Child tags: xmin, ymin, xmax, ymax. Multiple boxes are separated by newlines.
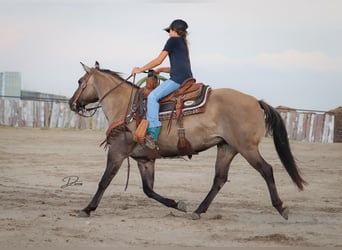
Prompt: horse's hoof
<box><xmin>78</xmin><ymin>210</ymin><xmax>90</xmax><ymax>218</ymax></box>
<box><xmin>177</xmin><ymin>200</ymin><xmax>187</xmax><ymax>212</ymax></box>
<box><xmin>281</xmin><ymin>207</ymin><xmax>289</xmax><ymax>220</ymax></box>
<box><xmin>191</xmin><ymin>212</ymin><xmax>201</xmax><ymax>220</ymax></box>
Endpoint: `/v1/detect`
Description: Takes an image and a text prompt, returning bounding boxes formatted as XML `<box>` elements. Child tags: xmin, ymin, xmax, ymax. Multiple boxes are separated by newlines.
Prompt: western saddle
<box><xmin>133</xmin><ymin>71</ymin><xmax>211</xmax><ymax>157</ymax></box>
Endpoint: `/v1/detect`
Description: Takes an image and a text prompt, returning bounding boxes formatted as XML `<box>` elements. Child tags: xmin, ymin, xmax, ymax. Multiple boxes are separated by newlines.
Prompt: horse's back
<box><xmin>208</xmin><ymin>88</ymin><xmax>263</xmax><ymax>115</ymax></box>
<box><xmin>206</xmin><ymin>88</ymin><xmax>266</xmax><ymax>147</ymax></box>
<box><xmin>212</xmin><ymin>87</ymin><xmax>258</xmax><ymax>102</ymax></box>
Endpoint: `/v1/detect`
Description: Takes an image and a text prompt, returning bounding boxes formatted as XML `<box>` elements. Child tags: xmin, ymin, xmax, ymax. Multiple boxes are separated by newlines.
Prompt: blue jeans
<box><xmin>147</xmin><ymin>79</ymin><xmax>180</xmax><ymax>128</ymax></box>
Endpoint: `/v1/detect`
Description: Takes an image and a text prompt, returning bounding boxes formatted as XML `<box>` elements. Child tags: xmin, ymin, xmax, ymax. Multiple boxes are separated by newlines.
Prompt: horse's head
<box><xmin>69</xmin><ymin>62</ymin><xmax>100</xmax><ymax>113</ymax></box>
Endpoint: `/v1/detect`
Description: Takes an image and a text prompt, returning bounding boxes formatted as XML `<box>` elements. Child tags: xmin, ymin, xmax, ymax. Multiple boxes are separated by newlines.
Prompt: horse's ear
<box><xmin>95</xmin><ymin>61</ymin><xmax>100</xmax><ymax>69</ymax></box>
<box><xmin>80</xmin><ymin>62</ymin><xmax>91</xmax><ymax>73</ymax></box>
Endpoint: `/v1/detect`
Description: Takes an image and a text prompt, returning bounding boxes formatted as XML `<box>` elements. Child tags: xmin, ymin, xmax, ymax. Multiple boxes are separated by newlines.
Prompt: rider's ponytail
<box><xmin>175</xmin><ymin>29</ymin><xmax>191</xmax><ymax>66</ymax></box>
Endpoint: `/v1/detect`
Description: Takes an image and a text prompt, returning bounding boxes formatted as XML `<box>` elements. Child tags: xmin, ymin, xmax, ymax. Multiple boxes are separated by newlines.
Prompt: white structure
<box><xmin>0</xmin><ymin>72</ymin><xmax>22</xmax><ymax>97</ymax></box>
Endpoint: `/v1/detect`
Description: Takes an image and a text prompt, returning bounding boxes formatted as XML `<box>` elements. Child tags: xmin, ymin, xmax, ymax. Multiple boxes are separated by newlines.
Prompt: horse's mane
<box><xmin>98</xmin><ymin>68</ymin><xmax>139</xmax><ymax>89</ymax></box>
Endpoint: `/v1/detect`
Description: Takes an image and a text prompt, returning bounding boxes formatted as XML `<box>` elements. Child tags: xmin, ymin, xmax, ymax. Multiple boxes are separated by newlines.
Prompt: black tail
<box><xmin>259</xmin><ymin>100</ymin><xmax>307</xmax><ymax>190</ymax></box>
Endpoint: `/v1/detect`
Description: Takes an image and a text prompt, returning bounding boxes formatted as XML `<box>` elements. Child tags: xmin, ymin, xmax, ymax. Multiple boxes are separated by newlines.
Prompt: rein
<box><xmin>73</xmin><ymin>68</ymin><xmax>136</xmax><ymax>191</ymax></box>
<box><xmin>98</xmin><ymin>74</ymin><xmax>134</xmax><ymax>104</ymax></box>
<box><xmin>72</xmin><ymin>69</ymin><xmax>134</xmax><ymax>117</ymax></box>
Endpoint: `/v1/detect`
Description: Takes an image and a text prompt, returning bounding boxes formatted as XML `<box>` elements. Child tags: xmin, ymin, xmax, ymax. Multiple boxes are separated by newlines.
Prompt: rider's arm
<box><xmin>132</xmin><ymin>51</ymin><xmax>168</xmax><ymax>75</ymax></box>
<box><xmin>155</xmin><ymin>67</ymin><xmax>170</xmax><ymax>74</ymax></box>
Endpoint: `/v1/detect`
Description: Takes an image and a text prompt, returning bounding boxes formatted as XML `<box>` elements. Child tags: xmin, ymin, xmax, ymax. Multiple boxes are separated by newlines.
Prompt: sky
<box><xmin>0</xmin><ymin>0</ymin><xmax>341</xmax><ymax>111</ymax></box>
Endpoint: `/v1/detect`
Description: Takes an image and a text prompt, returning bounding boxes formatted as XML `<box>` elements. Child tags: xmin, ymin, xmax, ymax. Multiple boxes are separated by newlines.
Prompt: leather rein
<box><xmin>72</xmin><ymin>68</ymin><xmax>136</xmax><ymax>191</ymax></box>
<box><xmin>72</xmin><ymin>68</ymin><xmax>134</xmax><ymax>118</ymax></box>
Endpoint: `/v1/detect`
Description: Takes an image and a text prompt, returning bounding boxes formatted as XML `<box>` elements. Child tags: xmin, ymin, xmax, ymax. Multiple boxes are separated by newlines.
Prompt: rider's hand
<box><xmin>131</xmin><ymin>67</ymin><xmax>142</xmax><ymax>75</ymax></box>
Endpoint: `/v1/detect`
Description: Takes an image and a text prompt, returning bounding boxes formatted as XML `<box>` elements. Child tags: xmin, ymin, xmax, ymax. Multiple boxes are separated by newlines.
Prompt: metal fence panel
<box><xmin>0</xmin><ymin>98</ymin><xmax>337</xmax><ymax>143</ymax></box>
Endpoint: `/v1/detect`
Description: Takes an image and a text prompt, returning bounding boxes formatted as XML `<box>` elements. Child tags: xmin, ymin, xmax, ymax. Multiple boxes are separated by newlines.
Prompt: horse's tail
<box><xmin>258</xmin><ymin>100</ymin><xmax>307</xmax><ymax>190</ymax></box>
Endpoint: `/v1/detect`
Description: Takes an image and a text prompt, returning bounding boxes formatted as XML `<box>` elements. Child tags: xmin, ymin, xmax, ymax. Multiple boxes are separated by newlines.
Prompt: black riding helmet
<box><xmin>164</xmin><ymin>19</ymin><xmax>188</xmax><ymax>33</ymax></box>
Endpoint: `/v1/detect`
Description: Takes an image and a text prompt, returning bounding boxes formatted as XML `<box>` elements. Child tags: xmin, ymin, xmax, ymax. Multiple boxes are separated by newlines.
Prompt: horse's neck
<box><xmin>99</xmin><ymin>78</ymin><xmax>137</xmax><ymax>124</ymax></box>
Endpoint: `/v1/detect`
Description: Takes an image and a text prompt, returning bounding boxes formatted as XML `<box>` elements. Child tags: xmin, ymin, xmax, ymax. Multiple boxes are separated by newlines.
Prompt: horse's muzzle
<box><xmin>69</xmin><ymin>98</ymin><xmax>79</xmax><ymax>112</ymax></box>
<box><xmin>70</xmin><ymin>103</ymin><xmax>78</xmax><ymax>112</ymax></box>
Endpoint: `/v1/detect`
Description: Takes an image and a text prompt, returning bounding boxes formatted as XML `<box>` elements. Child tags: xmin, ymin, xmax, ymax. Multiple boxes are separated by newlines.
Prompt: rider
<box><xmin>131</xmin><ymin>19</ymin><xmax>193</xmax><ymax>149</ymax></box>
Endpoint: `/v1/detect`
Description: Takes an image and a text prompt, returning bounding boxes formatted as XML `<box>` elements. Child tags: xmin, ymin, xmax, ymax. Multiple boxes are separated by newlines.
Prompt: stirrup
<box><xmin>145</xmin><ymin>134</ymin><xmax>159</xmax><ymax>150</ymax></box>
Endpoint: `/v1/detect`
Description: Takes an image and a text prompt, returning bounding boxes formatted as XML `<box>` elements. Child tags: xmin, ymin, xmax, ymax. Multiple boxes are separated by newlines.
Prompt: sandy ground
<box><xmin>0</xmin><ymin>126</ymin><xmax>341</xmax><ymax>248</ymax></box>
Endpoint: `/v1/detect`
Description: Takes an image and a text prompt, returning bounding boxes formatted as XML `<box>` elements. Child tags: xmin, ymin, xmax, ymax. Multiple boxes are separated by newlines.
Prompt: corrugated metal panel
<box><xmin>0</xmin><ymin>99</ymin><xmax>99</xmax><ymax>129</ymax></box>
<box><xmin>278</xmin><ymin>110</ymin><xmax>335</xmax><ymax>143</ymax></box>
<box><xmin>334</xmin><ymin>113</ymin><xmax>342</xmax><ymax>142</ymax></box>
<box><xmin>0</xmin><ymin>98</ymin><xmax>338</xmax><ymax>143</ymax></box>
<box><xmin>323</xmin><ymin>114</ymin><xmax>335</xmax><ymax>143</ymax></box>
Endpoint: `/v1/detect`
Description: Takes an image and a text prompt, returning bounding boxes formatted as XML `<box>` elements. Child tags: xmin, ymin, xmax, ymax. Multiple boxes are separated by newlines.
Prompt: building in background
<box><xmin>0</xmin><ymin>71</ymin><xmax>67</xmax><ymax>101</ymax></box>
<box><xmin>0</xmin><ymin>72</ymin><xmax>22</xmax><ymax>97</ymax></box>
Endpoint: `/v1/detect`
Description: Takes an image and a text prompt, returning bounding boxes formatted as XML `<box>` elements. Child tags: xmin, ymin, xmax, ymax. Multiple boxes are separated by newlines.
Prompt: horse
<box><xmin>69</xmin><ymin>61</ymin><xmax>306</xmax><ymax>220</ymax></box>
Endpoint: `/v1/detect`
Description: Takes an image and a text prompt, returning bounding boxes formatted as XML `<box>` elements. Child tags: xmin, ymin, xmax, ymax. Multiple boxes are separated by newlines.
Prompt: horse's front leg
<box><xmin>78</xmin><ymin>139</ymin><xmax>130</xmax><ymax>217</ymax></box>
<box><xmin>137</xmin><ymin>159</ymin><xmax>187</xmax><ymax>212</ymax></box>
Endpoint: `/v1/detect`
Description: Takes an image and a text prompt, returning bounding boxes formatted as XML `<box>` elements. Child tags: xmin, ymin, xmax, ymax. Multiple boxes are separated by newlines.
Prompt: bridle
<box><xmin>71</xmin><ymin>68</ymin><xmax>134</xmax><ymax>117</ymax></box>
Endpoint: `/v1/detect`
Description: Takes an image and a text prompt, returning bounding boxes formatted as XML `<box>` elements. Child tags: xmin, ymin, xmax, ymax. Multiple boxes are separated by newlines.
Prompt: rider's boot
<box><xmin>145</xmin><ymin>127</ymin><xmax>161</xmax><ymax>150</ymax></box>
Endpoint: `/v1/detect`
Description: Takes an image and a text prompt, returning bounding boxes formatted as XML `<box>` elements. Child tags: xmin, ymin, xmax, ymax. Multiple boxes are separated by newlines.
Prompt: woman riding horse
<box><xmin>131</xmin><ymin>19</ymin><xmax>192</xmax><ymax>149</ymax></box>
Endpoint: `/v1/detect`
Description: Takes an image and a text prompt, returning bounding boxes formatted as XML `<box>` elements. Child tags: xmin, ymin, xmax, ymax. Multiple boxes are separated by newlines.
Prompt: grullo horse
<box><xmin>69</xmin><ymin>62</ymin><xmax>306</xmax><ymax>220</ymax></box>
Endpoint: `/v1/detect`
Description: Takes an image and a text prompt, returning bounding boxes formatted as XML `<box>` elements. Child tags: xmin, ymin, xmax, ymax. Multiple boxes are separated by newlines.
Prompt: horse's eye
<box><xmin>78</xmin><ymin>79</ymin><xmax>82</xmax><ymax>85</ymax></box>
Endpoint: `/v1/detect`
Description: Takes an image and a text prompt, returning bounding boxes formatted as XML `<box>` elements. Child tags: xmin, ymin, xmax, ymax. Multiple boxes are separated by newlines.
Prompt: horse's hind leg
<box><xmin>241</xmin><ymin>148</ymin><xmax>289</xmax><ymax>220</ymax></box>
<box><xmin>192</xmin><ymin>142</ymin><xmax>237</xmax><ymax>220</ymax></box>
<box><xmin>78</xmin><ymin>145</ymin><xmax>126</xmax><ymax>217</ymax></box>
<box><xmin>137</xmin><ymin>159</ymin><xmax>186</xmax><ymax>212</ymax></box>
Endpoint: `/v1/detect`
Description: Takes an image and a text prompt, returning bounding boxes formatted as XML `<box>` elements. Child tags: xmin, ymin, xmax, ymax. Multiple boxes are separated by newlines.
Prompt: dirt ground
<box><xmin>0</xmin><ymin>126</ymin><xmax>341</xmax><ymax>248</ymax></box>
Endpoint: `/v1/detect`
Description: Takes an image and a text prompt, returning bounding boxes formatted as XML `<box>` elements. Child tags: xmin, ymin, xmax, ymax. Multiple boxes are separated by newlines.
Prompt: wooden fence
<box><xmin>332</xmin><ymin>108</ymin><xmax>342</xmax><ymax>142</ymax></box>
<box><xmin>0</xmin><ymin>98</ymin><xmax>339</xmax><ymax>143</ymax></box>
<box><xmin>277</xmin><ymin>109</ymin><xmax>334</xmax><ymax>143</ymax></box>
<box><xmin>0</xmin><ymin>98</ymin><xmax>107</xmax><ymax>130</ymax></box>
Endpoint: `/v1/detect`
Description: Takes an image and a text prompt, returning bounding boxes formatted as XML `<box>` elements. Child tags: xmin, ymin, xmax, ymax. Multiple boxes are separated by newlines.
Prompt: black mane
<box><xmin>98</xmin><ymin>68</ymin><xmax>139</xmax><ymax>89</ymax></box>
